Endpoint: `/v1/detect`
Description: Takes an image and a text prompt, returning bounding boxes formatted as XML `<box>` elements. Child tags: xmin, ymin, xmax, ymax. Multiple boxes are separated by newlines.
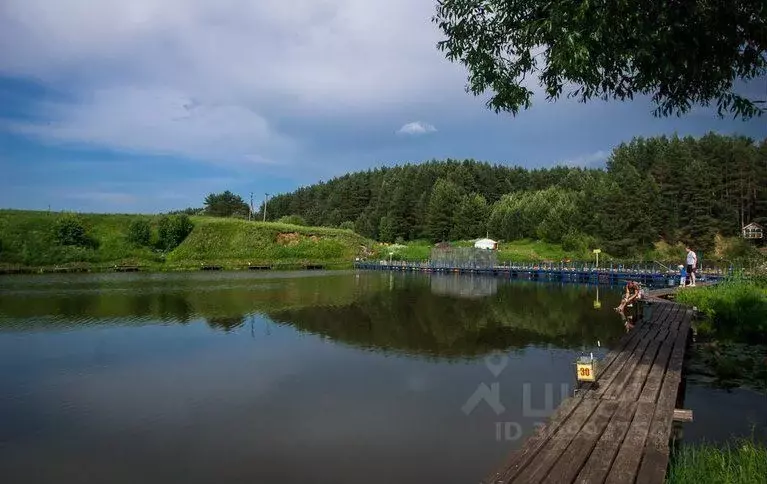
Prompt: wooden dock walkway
<box><xmin>485</xmin><ymin>291</ymin><xmax>693</xmax><ymax>484</ymax></box>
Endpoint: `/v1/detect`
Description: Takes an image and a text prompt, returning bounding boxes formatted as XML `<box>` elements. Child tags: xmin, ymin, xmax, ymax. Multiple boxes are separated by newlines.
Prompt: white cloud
<box><xmin>0</xmin><ymin>1</ymin><xmax>467</xmax><ymax>110</ymax></box>
<box><xmin>0</xmin><ymin>0</ymin><xmax>473</xmax><ymax>163</ymax></box>
<box><xmin>397</xmin><ymin>121</ymin><xmax>437</xmax><ymax>135</ymax></box>
<box><xmin>4</xmin><ymin>87</ymin><xmax>294</xmax><ymax>163</ymax></box>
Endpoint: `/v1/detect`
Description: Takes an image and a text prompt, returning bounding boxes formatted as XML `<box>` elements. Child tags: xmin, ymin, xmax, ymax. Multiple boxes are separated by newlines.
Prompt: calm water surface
<box><xmin>0</xmin><ymin>270</ymin><xmax>742</xmax><ymax>483</ymax></box>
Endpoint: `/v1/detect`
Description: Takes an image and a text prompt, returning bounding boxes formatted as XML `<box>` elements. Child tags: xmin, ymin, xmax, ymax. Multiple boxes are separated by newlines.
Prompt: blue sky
<box><xmin>1</xmin><ymin>0</ymin><xmax>765</xmax><ymax>214</ymax></box>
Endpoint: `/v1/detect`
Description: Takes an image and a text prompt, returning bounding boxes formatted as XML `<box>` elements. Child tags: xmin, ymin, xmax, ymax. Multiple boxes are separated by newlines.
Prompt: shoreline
<box><xmin>0</xmin><ymin>261</ymin><xmax>355</xmax><ymax>275</ymax></box>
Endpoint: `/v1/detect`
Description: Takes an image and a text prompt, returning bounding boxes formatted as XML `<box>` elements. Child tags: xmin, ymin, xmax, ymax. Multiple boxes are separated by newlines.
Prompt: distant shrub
<box><xmin>339</xmin><ymin>221</ymin><xmax>355</xmax><ymax>231</ymax></box>
<box><xmin>395</xmin><ymin>236</ymin><xmax>405</xmax><ymax>245</ymax></box>
<box><xmin>561</xmin><ymin>231</ymin><xmax>592</xmax><ymax>254</ymax></box>
<box><xmin>167</xmin><ymin>207</ymin><xmax>203</xmax><ymax>216</ymax></box>
<box><xmin>127</xmin><ymin>219</ymin><xmax>152</xmax><ymax>246</ymax></box>
<box><xmin>278</xmin><ymin>215</ymin><xmax>307</xmax><ymax>226</ymax></box>
<box><xmin>719</xmin><ymin>236</ymin><xmax>760</xmax><ymax>262</ymax></box>
<box><xmin>157</xmin><ymin>214</ymin><xmax>194</xmax><ymax>250</ymax></box>
<box><xmin>54</xmin><ymin>213</ymin><xmax>98</xmax><ymax>248</ymax></box>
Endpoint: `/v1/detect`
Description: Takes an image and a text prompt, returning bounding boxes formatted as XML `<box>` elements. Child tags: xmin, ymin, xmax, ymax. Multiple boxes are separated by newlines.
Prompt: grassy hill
<box><xmin>167</xmin><ymin>217</ymin><xmax>369</xmax><ymax>269</ymax></box>
<box><xmin>0</xmin><ymin>210</ymin><xmax>370</xmax><ymax>271</ymax></box>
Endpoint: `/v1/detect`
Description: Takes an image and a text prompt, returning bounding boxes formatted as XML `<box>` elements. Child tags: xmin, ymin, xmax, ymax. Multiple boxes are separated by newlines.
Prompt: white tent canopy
<box><xmin>474</xmin><ymin>238</ymin><xmax>498</xmax><ymax>250</ymax></box>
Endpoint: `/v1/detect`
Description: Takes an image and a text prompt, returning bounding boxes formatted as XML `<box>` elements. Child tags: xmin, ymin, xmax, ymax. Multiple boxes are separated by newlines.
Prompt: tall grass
<box><xmin>675</xmin><ymin>277</ymin><xmax>767</xmax><ymax>342</ymax></box>
<box><xmin>666</xmin><ymin>439</ymin><xmax>767</xmax><ymax>484</ymax></box>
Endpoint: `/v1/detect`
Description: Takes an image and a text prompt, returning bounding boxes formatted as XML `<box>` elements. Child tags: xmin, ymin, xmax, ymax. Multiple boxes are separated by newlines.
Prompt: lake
<box><xmin>0</xmin><ymin>270</ymin><xmax>749</xmax><ymax>483</ymax></box>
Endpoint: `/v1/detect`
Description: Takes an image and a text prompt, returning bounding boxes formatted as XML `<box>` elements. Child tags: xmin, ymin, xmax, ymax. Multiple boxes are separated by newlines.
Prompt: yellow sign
<box><xmin>576</xmin><ymin>358</ymin><xmax>597</xmax><ymax>382</ymax></box>
<box><xmin>592</xmin><ymin>249</ymin><xmax>601</xmax><ymax>254</ymax></box>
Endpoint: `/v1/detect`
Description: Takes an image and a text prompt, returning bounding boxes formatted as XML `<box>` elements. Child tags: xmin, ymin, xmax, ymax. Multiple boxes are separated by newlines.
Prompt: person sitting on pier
<box><xmin>615</xmin><ymin>281</ymin><xmax>641</xmax><ymax>312</ymax></box>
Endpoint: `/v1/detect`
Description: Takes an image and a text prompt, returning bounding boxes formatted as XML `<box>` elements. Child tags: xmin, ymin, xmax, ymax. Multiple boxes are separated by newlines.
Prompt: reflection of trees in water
<box><xmin>430</xmin><ymin>274</ymin><xmax>498</xmax><ymax>298</ymax></box>
<box><xmin>206</xmin><ymin>315</ymin><xmax>246</xmax><ymax>332</ymax></box>
<box><xmin>0</xmin><ymin>274</ymin><xmax>626</xmax><ymax>356</ymax></box>
<box><xmin>157</xmin><ymin>293</ymin><xmax>193</xmax><ymax>323</ymax></box>
<box><xmin>267</xmin><ymin>281</ymin><xmax>625</xmax><ymax>359</ymax></box>
<box><xmin>0</xmin><ymin>275</ymin><xmax>365</xmax><ymax>327</ymax></box>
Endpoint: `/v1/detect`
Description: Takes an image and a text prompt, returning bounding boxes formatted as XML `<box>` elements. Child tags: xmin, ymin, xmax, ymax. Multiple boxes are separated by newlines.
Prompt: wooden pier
<box><xmin>485</xmin><ymin>290</ymin><xmax>693</xmax><ymax>484</ymax></box>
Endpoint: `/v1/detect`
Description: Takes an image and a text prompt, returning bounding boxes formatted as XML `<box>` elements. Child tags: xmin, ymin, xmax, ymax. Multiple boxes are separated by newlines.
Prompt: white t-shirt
<box><xmin>686</xmin><ymin>251</ymin><xmax>697</xmax><ymax>266</ymax></box>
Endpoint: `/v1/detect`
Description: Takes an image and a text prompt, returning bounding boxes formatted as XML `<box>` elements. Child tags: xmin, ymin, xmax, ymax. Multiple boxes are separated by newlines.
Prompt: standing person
<box><xmin>678</xmin><ymin>265</ymin><xmax>687</xmax><ymax>287</ymax></box>
<box><xmin>685</xmin><ymin>246</ymin><xmax>697</xmax><ymax>287</ymax></box>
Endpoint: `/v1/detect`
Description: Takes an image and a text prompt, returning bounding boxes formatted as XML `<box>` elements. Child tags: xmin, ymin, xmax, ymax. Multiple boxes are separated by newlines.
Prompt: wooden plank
<box><xmin>618</xmin><ymin>339</ymin><xmax>662</xmax><ymax>402</ymax></box>
<box><xmin>672</xmin><ymin>409</ymin><xmax>693</xmax><ymax>422</ymax></box>
<box><xmin>575</xmin><ymin>401</ymin><xmax>637</xmax><ymax>484</ymax></box>
<box><xmin>605</xmin><ymin>402</ymin><xmax>655</xmax><ymax>484</ymax></box>
<box><xmin>544</xmin><ymin>400</ymin><xmax>619</xmax><ymax>483</ymax></box>
<box><xmin>620</xmin><ymin>306</ymin><xmax>683</xmax><ymax>402</ymax></box>
<box><xmin>510</xmin><ymin>399</ymin><xmax>601</xmax><ymax>483</ymax></box>
<box><xmin>601</xmin><ymin>329</ymin><xmax>659</xmax><ymax>400</ymax></box>
<box><xmin>634</xmin><ymin>312</ymin><xmax>692</xmax><ymax>484</ymax></box>
<box><xmin>638</xmin><ymin>308</ymin><xmax>684</xmax><ymax>404</ymax></box>
<box><xmin>485</xmin><ymin>397</ymin><xmax>585</xmax><ymax>484</ymax></box>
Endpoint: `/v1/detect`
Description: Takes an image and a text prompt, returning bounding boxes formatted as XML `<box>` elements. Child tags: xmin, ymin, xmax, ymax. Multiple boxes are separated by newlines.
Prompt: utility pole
<box><xmin>249</xmin><ymin>192</ymin><xmax>253</xmax><ymax>221</ymax></box>
<box><xmin>263</xmin><ymin>193</ymin><xmax>269</xmax><ymax>222</ymax></box>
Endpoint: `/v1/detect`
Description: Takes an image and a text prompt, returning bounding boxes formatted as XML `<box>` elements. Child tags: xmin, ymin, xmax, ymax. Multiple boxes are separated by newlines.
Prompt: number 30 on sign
<box><xmin>576</xmin><ymin>362</ymin><xmax>595</xmax><ymax>382</ymax></box>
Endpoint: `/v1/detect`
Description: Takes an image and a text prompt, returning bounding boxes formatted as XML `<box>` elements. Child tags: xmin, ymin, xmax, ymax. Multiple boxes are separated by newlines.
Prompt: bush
<box><xmin>157</xmin><ymin>214</ymin><xmax>194</xmax><ymax>250</ymax></box>
<box><xmin>54</xmin><ymin>213</ymin><xmax>97</xmax><ymax>248</ymax></box>
<box><xmin>676</xmin><ymin>277</ymin><xmax>767</xmax><ymax>342</ymax></box>
<box><xmin>561</xmin><ymin>231</ymin><xmax>593</xmax><ymax>254</ymax></box>
<box><xmin>339</xmin><ymin>221</ymin><xmax>355</xmax><ymax>231</ymax></box>
<box><xmin>127</xmin><ymin>219</ymin><xmax>152</xmax><ymax>246</ymax></box>
<box><xmin>278</xmin><ymin>215</ymin><xmax>307</xmax><ymax>226</ymax></box>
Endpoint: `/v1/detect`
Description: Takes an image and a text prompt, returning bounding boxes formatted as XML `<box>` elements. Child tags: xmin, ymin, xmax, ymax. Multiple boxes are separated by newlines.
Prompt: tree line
<box><xmin>260</xmin><ymin>133</ymin><xmax>766</xmax><ymax>256</ymax></box>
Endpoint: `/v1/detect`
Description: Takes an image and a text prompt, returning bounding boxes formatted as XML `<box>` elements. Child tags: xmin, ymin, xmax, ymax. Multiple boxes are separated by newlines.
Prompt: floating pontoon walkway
<box><xmin>354</xmin><ymin>261</ymin><xmax>724</xmax><ymax>286</ymax></box>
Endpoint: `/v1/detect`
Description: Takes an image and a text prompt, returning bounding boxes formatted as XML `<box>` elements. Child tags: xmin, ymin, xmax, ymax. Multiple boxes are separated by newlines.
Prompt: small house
<box><xmin>742</xmin><ymin>222</ymin><xmax>764</xmax><ymax>240</ymax></box>
<box><xmin>474</xmin><ymin>238</ymin><xmax>498</xmax><ymax>250</ymax></box>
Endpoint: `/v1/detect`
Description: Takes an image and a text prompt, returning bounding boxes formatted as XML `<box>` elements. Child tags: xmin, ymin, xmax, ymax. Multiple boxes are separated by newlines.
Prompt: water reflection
<box><xmin>206</xmin><ymin>315</ymin><xmax>246</xmax><ymax>332</ymax></box>
<box><xmin>430</xmin><ymin>273</ymin><xmax>498</xmax><ymax>298</ymax></box>
<box><xmin>0</xmin><ymin>271</ymin><xmax>626</xmax><ymax>484</ymax></box>
<box><xmin>0</xmin><ymin>271</ymin><xmax>625</xmax><ymax>358</ymax></box>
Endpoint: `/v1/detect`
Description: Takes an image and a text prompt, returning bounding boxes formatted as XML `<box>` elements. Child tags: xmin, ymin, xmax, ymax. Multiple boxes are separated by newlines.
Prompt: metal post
<box><xmin>263</xmin><ymin>193</ymin><xmax>269</xmax><ymax>222</ymax></box>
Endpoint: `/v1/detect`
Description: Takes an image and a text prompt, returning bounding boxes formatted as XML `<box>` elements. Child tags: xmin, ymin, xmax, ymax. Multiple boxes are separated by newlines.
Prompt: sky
<box><xmin>1</xmin><ymin>0</ymin><xmax>765</xmax><ymax>214</ymax></box>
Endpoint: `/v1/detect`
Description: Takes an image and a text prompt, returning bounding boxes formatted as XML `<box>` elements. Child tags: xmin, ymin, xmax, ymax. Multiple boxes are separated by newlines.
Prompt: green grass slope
<box><xmin>168</xmin><ymin>217</ymin><xmax>369</xmax><ymax>268</ymax></box>
<box><xmin>0</xmin><ymin>210</ymin><xmax>159</xmax><ymax>268</ymax></box>
<box><xmin>0</xmin><ymin>210</ymin><xmax>369</xmax><ymax>271</ymax></box>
